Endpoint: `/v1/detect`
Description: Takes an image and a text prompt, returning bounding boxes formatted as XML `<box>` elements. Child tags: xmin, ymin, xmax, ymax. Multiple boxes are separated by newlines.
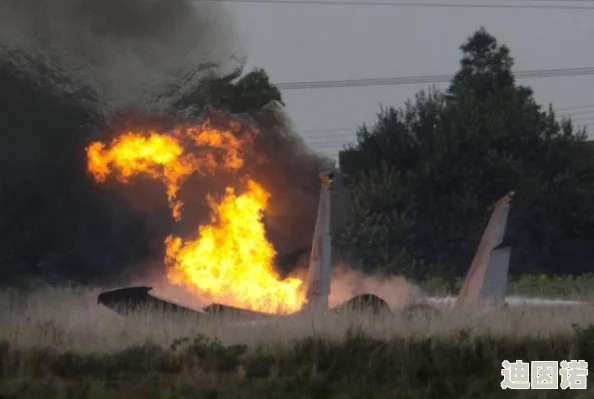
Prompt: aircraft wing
<box><xmin>97</xmin><ymin>286</ymin><xmax>279</xmax><ymax>319</ymax></box>
<box><xmin>202</xmin><ymin>303</ymin><xmax>279</xmax><ymax>319</ymax></box>
<box><xmin>97</xmin><ymin>286</ymin><xmax>207</xmax><ymax>317</ymax></box>
<box><xmin>505</xmin><ymin>296</ymin><xmax>587</xmax><ymax>307</ymax></box>
<box><xmin>424</xmin><ymin>295</ymin><xmax>587</xmax><ymax>310</ymax></box>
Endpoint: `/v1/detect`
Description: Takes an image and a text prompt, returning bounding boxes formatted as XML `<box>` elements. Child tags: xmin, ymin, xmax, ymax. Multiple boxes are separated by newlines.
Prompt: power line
<box><xmin>565</xmin><ymin>120</ymin><xmax>594</xmax><ymax>126</ymax></box>
<box><xmin>557</xmin><ymin>103</ymin><xmax>594</xmax><ymax>111</ymax></box>
<box><xmin>568</xmin><ymin>115</ymin><xmax>594</xmax><ymax>122</ymax></box>
<box><xmin>301</xmin><ymin>127</ymin><xmax>354</xmax><ymax>133</ymax></box>
<box><xmin>561</xmin><ymin>109</ymin><xmax>594</xmax><ymax>117</ymax></box>
<box><xmin>300</xmin><ymin>104</ymin><xmax>594</xmax><ymax>130</ymax></box>
<box><xmin>308</xmin><ymin>137</ymin><xmax>355</xmax><ymax>143</ymax></box>
<box><xmin>300</xmin><ymin>110</ymin><xmax>594</xmax><ymax>130</ymax></box>
<box><xmin>300</xmin><ymin>103</ymin><xmax>594</xmax><ymax>140</ymax></box>
<box><xmin>196</xmin><ymin>0</ymin><xmax>594</xmax><ymax>10</ymax></box>
<box><xmin>506</xmin><ymin>0</ymin><xmax>594</xmax><ymax>2</ymax></box>
<box><xmin>559</xmin><ymin>109</ymin><xmax>594</xmax><ymax>119</ymax></box>
<box><xmin>510</xmin><ymin>0</ymin><xmax>594</xmax><ymax>2</ymax></box>
<box><xmin>305</xmin><ymin>119</ymin><xmax>594</xmax><ymax>141</ymax></box>
<box><xmin>275</xmin><ymin>67</ymin><xmax>594</xmax><ymax>90</ymax></box>
<box><xmin>308</xmin><ymin>140</ymin><xmax>356</xmax><ymax>147</ymax></box>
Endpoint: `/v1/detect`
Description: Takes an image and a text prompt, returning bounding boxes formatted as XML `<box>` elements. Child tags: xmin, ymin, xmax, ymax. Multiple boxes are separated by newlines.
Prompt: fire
<box><xmin>166</xmin><ymin>180</ymin><xmax>304</xmax><ymax>313</ymax></box>
<box><xmin>86</xmin><ymin>118</ymin><xmax>306</xmax><ymax>313</ymax></box>
<box><xmin>86</xmin><ymin>119</ymin><xmax>249</xmax><ymax>220</ymax></box>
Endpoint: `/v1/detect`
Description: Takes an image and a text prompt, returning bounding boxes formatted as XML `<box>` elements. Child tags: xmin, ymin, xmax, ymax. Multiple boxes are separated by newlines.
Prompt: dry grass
<box><xmin>2</xmin><ymin>287</ymin><xmax>594</xmax><ymax>398</ymax></box>
<box><xmin>1</xmin><ymin>287</ymin><xmax>593</xmax><ymax>353</ymax></box>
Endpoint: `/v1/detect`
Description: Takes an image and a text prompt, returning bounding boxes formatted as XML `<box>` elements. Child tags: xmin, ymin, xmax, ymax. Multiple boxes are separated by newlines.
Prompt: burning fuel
<box><xmin>166</xmin><ymin>180</ymin><xmax>305</xmax><ymax>313</ymax></box>
<box><xmin>86</xmin><ymin>117</ymin><xmax>306</xmax><ymax>314</ymax></box>
<box><xmin>86</xmin><ymin>119</ymin><xmax>254</xmax><ymax>221</ymax></box>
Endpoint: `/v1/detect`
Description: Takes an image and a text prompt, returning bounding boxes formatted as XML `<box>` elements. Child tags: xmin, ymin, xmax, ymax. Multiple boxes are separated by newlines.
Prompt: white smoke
<box><xmin>329</xmin><ymin>263</ymin><xmax>423</xmax><ymax>309</ymax></box>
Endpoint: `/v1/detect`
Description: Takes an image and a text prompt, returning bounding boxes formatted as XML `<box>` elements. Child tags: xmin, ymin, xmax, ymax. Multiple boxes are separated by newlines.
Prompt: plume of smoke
<box><xmin>329</xmin><ymin>263</ymin><xmax>423</xmax><ymax>309</ymax></box>
<box><xmin>248</xmin><ymin>101</ymin><xmax>338</xmax><ymax>259</ymax></box>
<box><xmin>118</xmin><ymin>259</ymin><xmax>424</xmax><ymax>312</ymax></box>
<box><xmin>0</xmin><ymin>0</ymin><xmax>242</xmax><ymax>113</ymax></box>
<box><xmin>0</xmin><ymin>0</ymin><xmax>345</xmax><ymax>285</ymax></box>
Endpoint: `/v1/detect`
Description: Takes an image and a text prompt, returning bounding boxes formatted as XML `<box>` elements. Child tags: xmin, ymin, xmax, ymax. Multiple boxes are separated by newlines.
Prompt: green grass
<box><xmin>419</xmin><ymin>274</ymin><xmax>594</xmax><ymax>300</ymax></box>
<box><xmin>1</xmin><ymin>282</ymin><xmax>594</xmax><ymax>398</ymax></box>
<box><xmin>2</xmin><ymin>326</ymin><xmax>594</xmax><ymax>399</ymax></box>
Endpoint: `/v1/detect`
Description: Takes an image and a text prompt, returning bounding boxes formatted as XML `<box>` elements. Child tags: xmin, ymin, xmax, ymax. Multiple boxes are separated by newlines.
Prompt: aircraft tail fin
<box><xmin>303</xmin><ymin>170</ymin><xmax>336</xmax><ymax>311</ymax></box>
<box><xmin>479</xmin><ymin>243</ymin><xmax>511</xmax><ymax>306</ymax></box>
<box><xmin>454</xmin><ymin>191</ymin><xmax>514</xmax><ymax>310</ymax></box>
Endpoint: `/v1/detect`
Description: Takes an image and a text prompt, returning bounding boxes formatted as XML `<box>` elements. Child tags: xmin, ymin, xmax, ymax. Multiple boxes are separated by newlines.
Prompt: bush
<box><xmin>1</xmin><ymin>327</ymin><xmax>593</xmax><ymax>398</ymax></box>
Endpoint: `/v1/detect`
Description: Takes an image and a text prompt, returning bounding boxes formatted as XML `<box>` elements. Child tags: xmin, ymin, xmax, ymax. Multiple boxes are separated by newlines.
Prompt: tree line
<box><xmin>335</xmin><ymin>28</ymin><xmax>594</xmax><ymax>279</ymax></box>
<box><xmin>1</xmin><ymin>27</ymin><xmax>593</xmax><ymax>285</ymax></box>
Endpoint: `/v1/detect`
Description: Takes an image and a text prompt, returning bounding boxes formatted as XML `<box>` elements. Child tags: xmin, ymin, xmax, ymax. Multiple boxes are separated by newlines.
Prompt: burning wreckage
<box><xmin>98</xmin><ymin>169</ymin><xmax>391</xmax><ymax>318</ymax></box>
<box><xmin>91</xmin><ymin>120</ymin><xmax>587</xmax><ymax>320</ymax></box>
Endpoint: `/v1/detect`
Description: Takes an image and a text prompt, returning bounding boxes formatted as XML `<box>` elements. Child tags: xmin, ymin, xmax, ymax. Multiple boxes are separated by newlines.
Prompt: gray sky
<box><xmin>225</xmin><ymin>2</ymin><xmax>594</xmax><ymax>160</ymax></box>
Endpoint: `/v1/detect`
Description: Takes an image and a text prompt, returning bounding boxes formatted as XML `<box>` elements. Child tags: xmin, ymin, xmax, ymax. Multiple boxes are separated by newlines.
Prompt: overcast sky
<box><xmin>223</xmin><ymin>1</ymin><xmax>594</xmax><ymax>160</ymax></box>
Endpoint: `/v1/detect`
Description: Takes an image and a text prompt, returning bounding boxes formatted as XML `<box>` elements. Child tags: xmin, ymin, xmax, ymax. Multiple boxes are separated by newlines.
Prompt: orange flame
<box><xmin>86</xmin><ymin>119</ymin><xmax>249</xmax><ymax>220</ymax></box>
<box><xmin>166</xmin><ymin>180</ymin><xmax>304</xmax><ymax>313</ymax></box>
<box><xmin>86</xmin><ymin>118</ymin><xmax>306</xmax><ymax>313</ymax></box>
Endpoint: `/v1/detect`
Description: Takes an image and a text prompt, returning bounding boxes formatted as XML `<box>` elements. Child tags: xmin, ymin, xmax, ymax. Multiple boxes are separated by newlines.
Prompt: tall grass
<box><xmin>1</xmin><ymin>286</ymin><xmax>593</xmax><ymax>352</ymax></box>
<box><xmin>0</xmin><ymin>285</ymin><xmax>593</xmax><ymax>398</ymax></box>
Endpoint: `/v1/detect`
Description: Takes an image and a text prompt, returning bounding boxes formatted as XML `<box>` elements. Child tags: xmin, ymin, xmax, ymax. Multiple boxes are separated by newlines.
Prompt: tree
<box><xmin>338</xmin><ymin>28</ymin><xmax>594</xmax><ymax>279</ymax></box>
<box><xmin>0</xmin><ymin>50</ymin><xmax>160</xmax><ymax>285</ymax></box>
<box><xmin>165</xmin><ymin>65</ymin><xmax>334</xmax><ymax>278</ymax></box>
<box><xmin>171</xmin><ymin>67</ymin><xmax>283</xmax><ymax>115</ymax></box>
<box><xmin>448</xmin><ymin>26</ymin><xmax>515</xmax><ymax>100</ymax></box>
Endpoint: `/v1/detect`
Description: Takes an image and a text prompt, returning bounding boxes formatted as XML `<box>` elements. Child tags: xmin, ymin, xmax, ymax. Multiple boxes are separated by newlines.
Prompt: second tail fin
<box><xmin>454</xmin><ymin>191</ymin><xmax>514</xmax><ymax>310</ymax></box>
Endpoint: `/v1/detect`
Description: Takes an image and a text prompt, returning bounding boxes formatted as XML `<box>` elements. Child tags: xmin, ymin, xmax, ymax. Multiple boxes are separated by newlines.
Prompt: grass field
<box><xmin>420</xmin><ymin>274</ymin><xmax>594</xmax><ymax>300</ymax></box>
<box><xmin>1</xmin><ymin>282</ymin><xmax>594</xmax><ymax>399</ymax></box>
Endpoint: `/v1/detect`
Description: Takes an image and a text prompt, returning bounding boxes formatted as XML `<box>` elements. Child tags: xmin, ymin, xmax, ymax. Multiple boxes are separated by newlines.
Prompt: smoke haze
<box><xmin>329</xmin><ymin>264</ymin><xmax>422</xmax><ymax>309</ymax></box>
<box><xmin>0</xmin><ymin>0</ymin><xmax>242</xmax><ymax>112</ymax></box>
<box><xmin>0</xmin><ymin>0</ymin><xmax>344</xmax><ymax>291</ymax></box>
<box><xmin>133</xmin><ymin>260</ymin><xmax>422</xmax><ymax>312</ymax></box>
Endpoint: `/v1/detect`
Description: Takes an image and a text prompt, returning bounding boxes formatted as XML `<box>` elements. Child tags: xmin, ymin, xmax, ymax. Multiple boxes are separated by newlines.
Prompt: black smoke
<box><xmin>0</xmin><ymin>0</ymin><xmax>339</xmax><ymax>287</ymax></box>
<box><xmin>0</xmin><ymin>0</ymin><xmax>243</xmax><ymax>112</ymax></box>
